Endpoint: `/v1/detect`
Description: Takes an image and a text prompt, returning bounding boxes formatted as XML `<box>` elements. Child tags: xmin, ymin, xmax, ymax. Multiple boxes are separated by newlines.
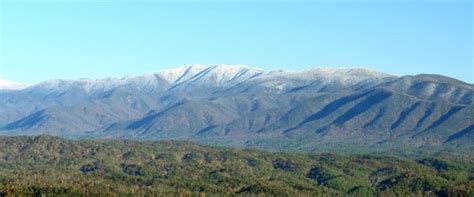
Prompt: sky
<box><xmin>0</xmin><ymin>0</ymin><xmax>472</xmax><ymax>84</ymax></box>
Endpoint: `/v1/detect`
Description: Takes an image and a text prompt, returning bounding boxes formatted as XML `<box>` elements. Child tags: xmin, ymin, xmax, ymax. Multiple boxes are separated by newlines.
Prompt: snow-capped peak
<box><xmin>156</xmin><ymin>64</ymin><xmax>209</xmax><ymax>84</ymax></box>
<box><xmin>156</xmin><ymin>64</ymin><xmax>264</xmax><ymax>86</ymax></box>
<box><xmin>0</xmin><ymin>78</ymin><xmax>27</xmax><ymax>90</ymax></box>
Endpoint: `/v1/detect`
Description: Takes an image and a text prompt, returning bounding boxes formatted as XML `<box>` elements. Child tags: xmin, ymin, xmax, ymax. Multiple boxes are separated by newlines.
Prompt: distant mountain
<box><xmin>0</xmin><ymin>78</ymin><xmax>26</xmax><ymax>90</ymax></box>
<box><xmin>0</xmin><ymin>65</ymin><xmax>472</xmax><ymax>153</ymax></box>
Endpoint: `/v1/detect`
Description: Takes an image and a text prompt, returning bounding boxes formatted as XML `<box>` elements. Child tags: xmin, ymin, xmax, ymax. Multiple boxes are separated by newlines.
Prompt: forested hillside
<box><xmin>0</xmin><ymin>136</ymin><xmax>472</xmax><ymax>196</ymax></box>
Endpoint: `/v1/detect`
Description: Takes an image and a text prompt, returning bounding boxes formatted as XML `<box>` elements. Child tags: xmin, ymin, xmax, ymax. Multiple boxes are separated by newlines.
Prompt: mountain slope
<box><xmin>378</xmin><ymin>74</ymin><xmax>474</xmax><ymax>104</ymax></box>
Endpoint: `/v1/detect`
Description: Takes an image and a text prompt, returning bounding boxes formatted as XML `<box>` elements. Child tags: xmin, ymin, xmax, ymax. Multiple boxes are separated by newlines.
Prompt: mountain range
<box><xmin>1</xmin><ymin>65</ymin><xmax>473</xmax><ymax>153</ymax></box>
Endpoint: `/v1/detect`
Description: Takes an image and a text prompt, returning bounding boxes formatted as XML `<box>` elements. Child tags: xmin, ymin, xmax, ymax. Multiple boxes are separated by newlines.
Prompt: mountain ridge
<box><xmin>20</xmin><ymin>65</ymin><xmax>394</xmax><ymax>91</ymax></box>
<box><xmin>0</xmin><ymin>65</ymin><xmax>472</xmax><ymax>154</ymax></box>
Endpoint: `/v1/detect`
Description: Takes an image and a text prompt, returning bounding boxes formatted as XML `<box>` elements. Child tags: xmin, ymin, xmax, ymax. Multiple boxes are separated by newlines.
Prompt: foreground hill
<box><xmin>0</xmin><ymin>65</ymin><xmax>473</xmax><ymax>153</ymax></box>
<box><xmin>0</xmin><ymin>136</ymin><xmax>472</xmax><ymax>195</ymax></box>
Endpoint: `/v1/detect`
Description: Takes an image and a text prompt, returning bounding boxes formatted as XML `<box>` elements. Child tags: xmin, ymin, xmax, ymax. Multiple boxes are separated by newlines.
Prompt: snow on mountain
<box><xmin>156</xmin><ymin>64</ymin><xmax>209</xmax><ymax>84</ymax></box>
<box><xmin>0</xmin><ymin>79</ymin><xmax>26</xmax><ymax>90</ymax></box>
<box><xmin>158</xmin><ymin>64</ymin><xmax>264</xmax><ymax>88</ymax></box>
<box><xmin>257</xmin><ymin>67</ymin><xmax>393</xmax><ymax>83</ymax></box>
<box><xmin>237</xmin><ymin>67</ymin><xmax>395</xmax><ymax>92</ymax></box>
<box><xmin>26</xmin><ymin>65</ymin><xmax>394</xmax><ymax>93</ymax></box>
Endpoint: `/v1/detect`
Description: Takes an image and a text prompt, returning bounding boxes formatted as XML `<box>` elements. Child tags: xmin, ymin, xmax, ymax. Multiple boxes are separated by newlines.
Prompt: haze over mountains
<box><xmin>1</xmin><ymin>65</ymin><xmax>473</xmax><ymax>152</ymax></box>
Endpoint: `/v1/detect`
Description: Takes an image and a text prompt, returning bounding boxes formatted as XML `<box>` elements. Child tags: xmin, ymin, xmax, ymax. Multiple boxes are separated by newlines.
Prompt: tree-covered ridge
<box><xmin>0</xmin><ymin>136</ymin><xmax>472</xmax><ymax>196</ymax></box>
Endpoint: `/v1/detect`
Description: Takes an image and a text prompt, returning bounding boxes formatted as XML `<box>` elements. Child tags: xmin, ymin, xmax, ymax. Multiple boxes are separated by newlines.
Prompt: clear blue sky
<box><xmin>0</xmin><ymin>0</ymin><xmax>472</xmax><ymax>84</ymax></box>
